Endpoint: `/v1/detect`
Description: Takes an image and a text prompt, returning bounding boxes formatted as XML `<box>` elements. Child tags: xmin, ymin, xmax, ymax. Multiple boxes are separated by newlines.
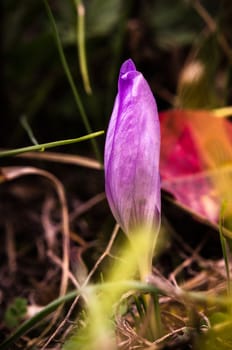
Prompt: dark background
<box><xmin>2</xmin><ymin>0</ymin><xmax>231</xmax><ymax>156</ymax></box>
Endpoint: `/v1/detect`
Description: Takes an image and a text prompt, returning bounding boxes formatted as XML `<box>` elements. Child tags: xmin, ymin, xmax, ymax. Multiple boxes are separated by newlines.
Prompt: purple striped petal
<box><xmin>104</xmin><ymin>59</ymin><xmax>161</xmax><ymax>234</ymax></box>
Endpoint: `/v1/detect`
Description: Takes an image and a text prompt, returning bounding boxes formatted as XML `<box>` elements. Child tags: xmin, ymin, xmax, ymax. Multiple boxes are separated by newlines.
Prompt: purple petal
<box><xmin>104</xmin><ymin>59</ymin><xmax>160</xmax><ymax>234</ymax></box>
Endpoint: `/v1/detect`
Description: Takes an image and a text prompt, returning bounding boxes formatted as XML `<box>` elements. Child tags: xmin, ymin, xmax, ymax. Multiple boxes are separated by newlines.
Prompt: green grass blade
<box><xmin>152</xmin><ymin>292</ymin><xmax>163</xmax><ymax>338</ymax></box>
<box><xmin>1</xmin><ymin>280</ymin><xmax>232</xmax><ymax>350</ymax></box>
<box><xmin>0</xmin><ymin>290</ymin><xmax>78</xmax><ymax>350</ymax></box>
<box><xmin>43</xmin><ymin>0</ymin><xmax>101</xmax><ymax>161</ymax></box>
<box><xmin>20</xmin><ymin>115</ymin><xmax>39</xmax><ymax>145</ymax></box>
<box><xmin>0</xmin><ymin>282</ymin><xmax>159</xmax><ymax>350</ymax></box>
<box><xmin>75</xmin><ymin>0</ymin><xmax>92</xmax><ymax>94</ymax></box>
<box><xmin>0</xmin><ymin>131</ymin><xmax>104</xmax><ymax>158</ymax></box>
<box><xmin>219</xmin><ymin>202</ymin><xmax>231</xmax><ymax>295</ymax></box>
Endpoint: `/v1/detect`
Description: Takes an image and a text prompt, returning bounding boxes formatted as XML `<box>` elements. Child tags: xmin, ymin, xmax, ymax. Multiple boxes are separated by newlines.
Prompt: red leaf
<box><xmin>160</xmin><ymin>109</ymin><xmax>232</xmax><ymax>224</ymax></box>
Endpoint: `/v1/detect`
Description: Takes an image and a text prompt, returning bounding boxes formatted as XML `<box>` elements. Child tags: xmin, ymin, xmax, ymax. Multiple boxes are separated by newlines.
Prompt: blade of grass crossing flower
<box><xmin>219</xmin><ymin>201</ymin><xmax>231</xmax><ymax>295</ymax></box>
<box><xmin>0</xmin><ymin>131</ymin><xmax>104</xmax><ymax>158</ymax></box>
<box><xmin>75</xmin><ymin>0</ymin><xmax>92</xmax><ymax>94</ymax></box>
<box><xmin>43</xmin><ymin>0</ymin><xmax>101</xmax><ymax>161</ymax></box>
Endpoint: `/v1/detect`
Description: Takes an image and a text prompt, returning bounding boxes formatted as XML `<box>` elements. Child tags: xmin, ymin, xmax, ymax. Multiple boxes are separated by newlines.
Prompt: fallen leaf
<box><xmin>160</xmin><ymin>109</ymin><xmax>232</xmax><ymax>227</ymax></box>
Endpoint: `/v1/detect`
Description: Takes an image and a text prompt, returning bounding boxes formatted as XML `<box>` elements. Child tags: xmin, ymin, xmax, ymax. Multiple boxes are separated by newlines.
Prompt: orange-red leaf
<box><xmin>160</xmin><ymin>109</ymin><xmax>232</xmax><ymax>225</ymax></box>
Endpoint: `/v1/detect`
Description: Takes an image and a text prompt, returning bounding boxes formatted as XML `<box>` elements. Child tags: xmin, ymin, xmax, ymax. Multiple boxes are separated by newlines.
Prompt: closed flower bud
<box><xmin>104</xmin><ymin>59</ymin><xmax>161</xmax><ymax>234</ymax></box>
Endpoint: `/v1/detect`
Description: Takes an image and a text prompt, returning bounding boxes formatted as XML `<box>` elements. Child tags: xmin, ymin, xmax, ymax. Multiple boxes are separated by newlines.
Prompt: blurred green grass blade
<box><xmin>75</xmin><ymin>0</ymin><xmax>92</xmax><ymax>94</ymax></box>
<box><xmin>20</xmin><ymin>115</ymin><xmax>39</xmax><ymax>145</ymax></box>
<box><xmin>43</xmin><ymin>0</ymin><xmax>101</xmax><ymax>161</ymax></box>
<box><xmin>219</xmin><ymin>202</ymin><xmax>231</xmax><ymax>295</ymax></box>
<box><xmin>0</xmin><ymin>282</ymin><xmax>159</xmax><ymax>350</ymax></box>
<box><xmin>152</xmin><ymin>292</ymin><xmax>163</xmax><ymax>339</ymax></box>
<box><xmin>11</xmin><ymin>77</ymin><xmax>54</xmax><ymax>145</ymax></box>
<box><xmin>0</xmin><ymin>131</ymin><xmax>104</xmax><ymax>158</ymax></box>
<box><xmin>0</xmin><ymin>290</ymin><xmax>78</xmax><ymax>350</ymax></box>
<box><xmin>85</xmin><ymin>0</ymin><xmax>122</xmax><ymax>38</ymax></box>
<box><xmin>1</xmin><ymin>280</ymin><xmax>232</xmax><ymax>350</ymax></box>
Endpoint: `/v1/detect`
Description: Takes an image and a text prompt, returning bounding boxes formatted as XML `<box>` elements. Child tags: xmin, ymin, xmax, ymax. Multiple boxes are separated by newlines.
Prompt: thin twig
<box><xmin>191</xmin><ymin>0</ymin><xmax>232</xmax><ymax>63</ymax></box>
<box><xmin>85</xmin><ymin>224</ymin><xmax>120</xmax><ymax>283</ymax></box>
<box><xmin>69</xmin><ymin>192</ymin><xmax>105</xmax><ymax>222</ymax></box>
<box><xmin>153</xmin><ymin>326</ymin><xmax>189</xmax><ymax>345</ymax></box>
<box><xmin>41</xmin><ymin>197</ymin><xmax>57</xmax><ymax>249</ymax></box>
<box><xmin>5</xmin><ymin>222</ymin><xmax>17</xmax><ymax>274</ymax></box>
<box><xmin>1</xmin><ymin>166</ymin><xmax>70</xmax><ymax>343</ymax></box>
<box><xmin>16</xmin><ymin>150</ymin><xmax>103</xmax><ymax>170</ymax></box>
<box><xmin>42</xmin><ymin>224</ymin><xmax>120</xmax><ymax>348</ymax></box>
<box><xmin>47</xmin><ymin>250</ymin><xmax>80</xmax><ymax>290</ymax></box>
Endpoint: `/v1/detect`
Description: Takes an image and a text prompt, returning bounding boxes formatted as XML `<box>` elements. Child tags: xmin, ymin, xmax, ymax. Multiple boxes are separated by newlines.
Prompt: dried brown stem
<box><xmin>191</xmin><ymin>0</ymin><xmax>232</xmax><ymax>63</ymax></box>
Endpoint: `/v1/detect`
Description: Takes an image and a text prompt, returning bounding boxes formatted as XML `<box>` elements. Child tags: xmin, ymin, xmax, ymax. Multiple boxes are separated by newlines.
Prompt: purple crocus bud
<box><xmin>104</xmin><ymin>59</ymin><xmax>161</xmax><ymax>234</ymax></box>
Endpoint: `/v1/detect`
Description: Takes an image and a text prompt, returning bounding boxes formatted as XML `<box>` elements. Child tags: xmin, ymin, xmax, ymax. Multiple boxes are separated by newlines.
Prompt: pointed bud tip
<box><xmin>120</xmin><ymin>59</ymin><xmax>136</xmax><ymax>76</ymax></box>
<box><xmin>104</xmin><ymin>58</ymin><xmax>161</xmax><ymax>235</ymax></box>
